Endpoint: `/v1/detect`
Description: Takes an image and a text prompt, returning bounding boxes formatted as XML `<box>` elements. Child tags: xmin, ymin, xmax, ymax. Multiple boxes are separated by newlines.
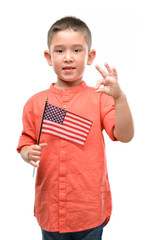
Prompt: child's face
<box><xmin>45</xmin><ymin>29</ymin><xmax>95</xmax><ymax>85</ymax></box>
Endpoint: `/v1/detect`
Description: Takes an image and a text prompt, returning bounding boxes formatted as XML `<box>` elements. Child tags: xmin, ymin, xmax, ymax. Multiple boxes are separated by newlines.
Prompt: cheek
<box><xmin>78</xmin><ymin>58</ymin><xmax>87</xmax><ymax>71</ymax></box>
<box><xmin>78</xmin><ymin>53</ymin><xmax>88</xmax><ymax>66</ymax></box>
<box><xmin>51</xmin><ymin>58</ymin><xmax>61</xmax><ymax>72</ymax></box>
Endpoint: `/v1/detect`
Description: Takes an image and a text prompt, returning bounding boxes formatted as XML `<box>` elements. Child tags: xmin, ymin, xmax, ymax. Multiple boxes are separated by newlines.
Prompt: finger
<box><xmin>104</xmin><ymin>63</ymin><xmax>112</xmax><ymax>74</ymax></box>
<box><xmin>30</xmin><ymin>155</ymin><xmax>41</xmax><ymax>161</ymax></box>
<box><xmin>95</xmin><ymin>86</ymin><xmax>107</xmax><ymax>93</ymax></box>
<box><xmin>95</xmin><ymin>65</ymin><xmax>107</xmax><ymax>78</ymax></box>
<box><xmin>95</xmin><ymin>77</ymin><xmax>114</xmax><ymax>90</ymax></box>
<box><xmin>95</xmin><ymin>79</ymin><xmax>105</xmax><ymax>89</ymax></box>
<box><xmin>28</xmin><ymin>155</ymin><xmax>41</xmax><ymax>164</ymax></box>
<box><xmin>30</xmin><ymin>143</ymin><xmax>47</xmax><ymax>152</ymax></box>
<box><xmin>30</xmin><ymin>150</ymin><xmax>41</xmax><ymax>156</ymax></box>
<box><xmin>30</xmin><ymin>144</ymin><xmax>41</xmax><ymax>151</ymax></box>
<box><xmin>30</xmin><ymin>160</ymin><xmax>39</xmax><ymax>168</ymax></box>
<box><xmin>112</xmin><ymin>67</ymin><xmax>118</xmax><ymax>77</ymax></box>
<box><xmin>39</xmin><ymin>143</ymin><xmax>47</xmax><ymax>149</ymax></box>
<box><xmin>95</xmin><ymin>86</ymin><xmax>110</xmax><ymax>95</ymax></box>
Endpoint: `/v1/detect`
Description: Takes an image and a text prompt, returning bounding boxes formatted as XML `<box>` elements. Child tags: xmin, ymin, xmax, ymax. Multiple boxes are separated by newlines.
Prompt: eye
<box><xmin>74</xmin><ymin>49</ymin><xmax>81</xmax><ymax>53</ymax></box>
<box><xmin>56</xmin><ymin>49</ymin><xmax>63</xmax><ymax>53</ymax></box>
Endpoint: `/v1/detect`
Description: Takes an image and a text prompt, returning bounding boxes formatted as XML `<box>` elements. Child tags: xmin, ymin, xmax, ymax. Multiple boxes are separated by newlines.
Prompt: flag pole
<box><xmin>33</xmin><ymin>96</ymin><xmax>48</xmax><ymax>177</ymax></box>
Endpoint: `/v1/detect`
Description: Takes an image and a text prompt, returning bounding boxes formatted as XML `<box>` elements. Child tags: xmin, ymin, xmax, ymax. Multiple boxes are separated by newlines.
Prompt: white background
<box><xmin>0</xmin><ymin>0</ymin><xmax>151</xmax><ymax>239</ymax></box>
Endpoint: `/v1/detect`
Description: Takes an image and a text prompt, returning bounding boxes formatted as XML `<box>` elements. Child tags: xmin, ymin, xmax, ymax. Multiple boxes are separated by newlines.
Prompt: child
<box><xmin>17</xmin><ymin>16</ymin><xmax>134</xmax><ymax>240</ymax></box>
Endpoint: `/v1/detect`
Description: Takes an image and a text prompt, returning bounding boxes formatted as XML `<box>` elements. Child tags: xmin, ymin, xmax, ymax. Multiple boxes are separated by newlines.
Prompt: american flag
<box><xmin>41</xmin><ymin>103</ymin><xmax>93</xmax><ymax>145</ymax></box>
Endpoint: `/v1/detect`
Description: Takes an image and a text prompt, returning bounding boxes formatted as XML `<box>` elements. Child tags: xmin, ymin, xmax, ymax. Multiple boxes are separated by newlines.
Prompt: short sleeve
<box><xmin>100</xmin><ymin>93</ymin><xmax>117</xmax><ymax>141</ymax></box>
<box><xmin>17</xmin><ymin>97</ymin><xmax>37</xmax><ymax>153</ymax></box>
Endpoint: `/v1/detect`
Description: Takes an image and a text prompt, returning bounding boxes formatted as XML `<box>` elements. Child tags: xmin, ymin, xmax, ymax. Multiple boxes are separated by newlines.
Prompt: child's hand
<box><xmin>95</xmin><ymin>63</ymin><xmax>122</xmax><ymax>99</ymax></box>
<box><xmin>27</xmin><ymin>143</ymin><xmax>47</xmax><ymax>167</ymax></box>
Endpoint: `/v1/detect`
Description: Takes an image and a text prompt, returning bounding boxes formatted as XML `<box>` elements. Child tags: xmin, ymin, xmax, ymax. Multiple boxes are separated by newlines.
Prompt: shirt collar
<box><xmin>49</xmin><ymin>81</ymin><xmax>87</xmax><ymax>94</ymax></box>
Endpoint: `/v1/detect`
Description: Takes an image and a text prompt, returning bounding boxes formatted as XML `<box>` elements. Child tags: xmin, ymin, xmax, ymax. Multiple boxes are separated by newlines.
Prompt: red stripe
<box><xmin>63</xmin><ymin>122</ymin><xmax>89</xmax><ymax>133</ymax></box>
<box><xmin>66</xmin><ymin>113</ymin><xmax>92</xmax><ymax>126</ymax></box>
<box><xmin>42</xmin><ymin>126</ymin><xmax>86</xmax><ymax>142</ymax></box>
<box><xmin>43</xmin><ymin>120</ymin><xmax>88</xmax><ymax>135</ymax></box>
<box><xmin>64</xmin><ymin>118</ymin><xmax>90</xmax><ymax>131</ymax></box>
<box><xmin>42</xmin><ymin>122</ymin><xmax>87</xmax><ymax>138</ymax></box>
<box><xmin>42</xmin><ymin>132</ymin><xmax>85</xmax><ymax>145</ymax></box>
<box><xmin>66</xmin><ymin>110</ymin><xmax>93</xmax><ymax>123</ymax></box>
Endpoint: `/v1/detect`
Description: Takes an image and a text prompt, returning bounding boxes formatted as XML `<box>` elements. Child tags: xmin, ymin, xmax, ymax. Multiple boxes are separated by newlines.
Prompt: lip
<box><xmin>63</xmin><ymin>66</ymin><xmax>75</xmax><ymax>69</ymax></box>
<box><xmin>62</xmin><ymin>66</ymin><xmax>76</xmax><ymax>73</ymax></box>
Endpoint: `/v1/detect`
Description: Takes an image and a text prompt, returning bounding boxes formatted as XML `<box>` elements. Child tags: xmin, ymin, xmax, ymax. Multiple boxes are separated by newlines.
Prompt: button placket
<box><xmin>62</xmin><ymin>91</ymin><xmax>70</xmax><ymax>110</ymax></box>
<box><xmin>58</xmin><ymin>91</ymin><xmax>70</xmax><ymax>231</ymax></box>
<box><xmin>63</xmin><ymin>105</ymin><xmax>67</xmax><ymax>109</ymax></box>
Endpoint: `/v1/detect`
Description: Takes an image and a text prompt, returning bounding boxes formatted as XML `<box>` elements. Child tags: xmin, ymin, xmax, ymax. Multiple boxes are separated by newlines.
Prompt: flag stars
<box><xmin>44</xmin><ymin>104</ymin><xmax>66</xmax><ymax>125</ymax></box>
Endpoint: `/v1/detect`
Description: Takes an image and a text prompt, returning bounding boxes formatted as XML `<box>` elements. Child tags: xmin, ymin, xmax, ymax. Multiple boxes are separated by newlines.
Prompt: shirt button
<box><xmin>63</xmin><ymin>105</ymin><xmax>67</xmax><ymax>109</ymax></box>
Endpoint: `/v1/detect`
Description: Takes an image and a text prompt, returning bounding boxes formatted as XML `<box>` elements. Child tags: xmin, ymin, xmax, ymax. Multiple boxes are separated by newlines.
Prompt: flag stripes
<box><xmin>41</xmin><ymin>103</ymin><xmax>92</xmax><ymax>145</ymax></box>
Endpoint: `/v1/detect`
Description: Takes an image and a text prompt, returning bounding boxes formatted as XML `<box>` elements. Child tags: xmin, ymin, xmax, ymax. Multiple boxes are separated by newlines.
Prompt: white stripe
<box><xmin>66</xmin><ymin>112</ymin><xmax>92</xmax><ymax>125</ymax></box>
<box><xmin>63</xmin><ymin>120</ymin><xmax>89</xmax><ymax>133</ymax></box>
<box><xmin>42</xmin><ymin>129</ymin><xmax>84</xmax><ymax>145</ymax></box>
<box><xmin>43</xmin><ymin>120</ymin><xmax>87</xmax><ymax>136</ymax></box>
<box><xmin>65</xmin><ymin>116</ymin><xmax>91</xmax><ymax>129</ymax></box>
<box><xmin>42</xmin><ymin>124</ymin><xmax>86</xmax><ymax>141</ymax></box>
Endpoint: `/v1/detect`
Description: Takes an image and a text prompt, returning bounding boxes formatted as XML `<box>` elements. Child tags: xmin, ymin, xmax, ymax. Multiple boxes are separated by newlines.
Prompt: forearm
<box><xmin>113</xmin><ymin>92</ymin><xmax>134</xmax><ymax>142</ymax></box>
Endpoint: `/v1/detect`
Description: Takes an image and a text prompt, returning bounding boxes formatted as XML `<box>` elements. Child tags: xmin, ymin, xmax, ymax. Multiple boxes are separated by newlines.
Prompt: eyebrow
<box><xmin>53</xmin><ymin>44</ymin><xmax>84</xmax><ymax>49</ymax></box>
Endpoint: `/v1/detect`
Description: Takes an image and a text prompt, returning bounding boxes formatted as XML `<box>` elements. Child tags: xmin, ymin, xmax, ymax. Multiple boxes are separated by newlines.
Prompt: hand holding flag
<box><xmin>32</xmin><ymin>96</ymin><xmax>48</xmax><ymax>177</ymax></box>
<box><xmin>28</xmin><ymin>143</ymin><xmax>47</xmax><ymax>168</ymax></box>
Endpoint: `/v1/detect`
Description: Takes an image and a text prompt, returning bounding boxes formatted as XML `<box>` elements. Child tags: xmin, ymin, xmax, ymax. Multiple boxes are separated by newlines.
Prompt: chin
<box><xmin>60</xmin><ymin>77</ymin><xmax>82</xmax><ymax>83</ymax></box>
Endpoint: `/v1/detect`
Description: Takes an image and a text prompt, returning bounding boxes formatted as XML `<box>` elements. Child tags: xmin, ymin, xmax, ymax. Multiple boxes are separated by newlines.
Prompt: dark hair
<box><xmin>47</xmin><ymin>16</ymin><xmax>92</xmax><ymax>51</ymax></box>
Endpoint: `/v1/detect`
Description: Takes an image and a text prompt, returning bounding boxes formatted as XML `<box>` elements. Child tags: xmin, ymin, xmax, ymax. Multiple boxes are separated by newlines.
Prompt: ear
<box><xmin>87</xmin><ymin>49</ymin><xmax>96</xmax><ymax>65</ymax></box>
<box><xmin>44</xmin><ymin>50</ymin><xmax>52</xmax><ymax>66</ymax></box>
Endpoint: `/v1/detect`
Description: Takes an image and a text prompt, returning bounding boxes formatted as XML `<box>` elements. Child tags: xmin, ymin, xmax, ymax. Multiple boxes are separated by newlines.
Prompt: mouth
<box><xmin>62</xmin><ymin>66</ymin><xmax>76</xmax><ymax>73</ymax></box>
<box><xmin>63</xmin><ymin>66</ymin><xmax>75</xmax><ymax>70</ymax></box>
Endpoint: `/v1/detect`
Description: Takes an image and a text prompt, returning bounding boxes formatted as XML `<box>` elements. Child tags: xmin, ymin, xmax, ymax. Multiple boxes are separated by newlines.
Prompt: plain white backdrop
<box><xmin>0</xmin><ymin>0</ymin><xmax>151</xmax><ymax>239</ymax></box>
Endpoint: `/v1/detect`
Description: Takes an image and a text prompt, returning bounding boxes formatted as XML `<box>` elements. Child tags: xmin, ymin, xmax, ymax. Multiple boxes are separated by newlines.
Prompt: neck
<box><xmin>54</xmin><ymin>79</ymin><xmax>82</xmax><ymax>89</ymax></box>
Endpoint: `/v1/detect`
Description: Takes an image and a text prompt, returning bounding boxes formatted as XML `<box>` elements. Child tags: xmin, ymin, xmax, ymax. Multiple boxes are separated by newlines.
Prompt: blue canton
<box><xmin>44</xmin><ymin>104</ymin><xmax>66</xmax><ymax>125</ymax></box>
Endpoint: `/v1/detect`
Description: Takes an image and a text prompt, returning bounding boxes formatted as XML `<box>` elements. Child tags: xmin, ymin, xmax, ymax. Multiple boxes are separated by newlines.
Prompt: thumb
<box><xmin>95</xmin><ymin>79</ymin><xmax>105</xmax><ymax>89</ymax></box>
<box><xmin>39</xmin><ymin>143</ymin><xmax>47</xmax><ymax>149</ymax></box>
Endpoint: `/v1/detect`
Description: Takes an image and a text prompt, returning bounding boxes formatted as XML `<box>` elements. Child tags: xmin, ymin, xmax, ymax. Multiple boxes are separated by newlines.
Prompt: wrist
<box><xmin>114</xmin><ymin>91</ymin><xmax>126</xmax><ymax>105</ymax></box>
<box><xmin>20</xmin><ymin>146</ymin><xmax>30</xmax><ymax>163</ymax></box>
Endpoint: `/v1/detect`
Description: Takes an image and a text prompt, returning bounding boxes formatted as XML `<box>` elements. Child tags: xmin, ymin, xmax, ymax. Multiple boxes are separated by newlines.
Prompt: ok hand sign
<box><xmin>95</xmin><ymin>63</ymin><xmax>122</xmax><ymax>99</ymax></box>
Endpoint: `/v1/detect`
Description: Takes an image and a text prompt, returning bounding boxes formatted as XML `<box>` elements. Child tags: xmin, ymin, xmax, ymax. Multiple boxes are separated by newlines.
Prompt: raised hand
<box><xmin>95</xmin><ymin>63</ymin><xmax>122</xmax><ymax>99</ymax></box>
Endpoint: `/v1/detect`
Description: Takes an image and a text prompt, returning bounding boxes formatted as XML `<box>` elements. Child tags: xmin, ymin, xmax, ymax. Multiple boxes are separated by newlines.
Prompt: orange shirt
<box><xmin>17</xmin><ymin>81</ymin><xmax>116</xmax><ymax>233</ymax></box>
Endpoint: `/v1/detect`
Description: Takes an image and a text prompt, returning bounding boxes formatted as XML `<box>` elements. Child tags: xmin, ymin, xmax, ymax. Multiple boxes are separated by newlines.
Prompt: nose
<box><xmin>64</xmin><ymin>50</ymin><xmax>73</xmax><ymax>62</ymax></box>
